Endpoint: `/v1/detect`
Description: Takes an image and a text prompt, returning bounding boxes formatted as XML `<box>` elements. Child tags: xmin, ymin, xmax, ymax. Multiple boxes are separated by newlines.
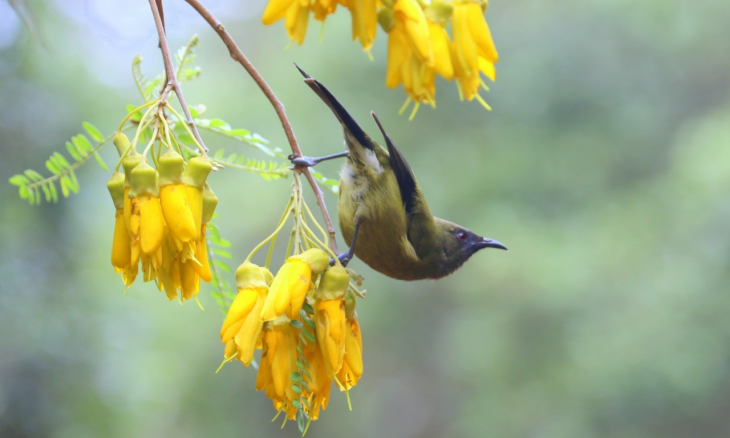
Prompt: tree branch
<box><xmin>148</xmin><ymin>0</ymin><xmax>208</xmax><ymax>153</ymax></box>
<box><xmin>182</xmin><ymin>0</ymin><xmax>339</xmax><ymax>254</ymax></box>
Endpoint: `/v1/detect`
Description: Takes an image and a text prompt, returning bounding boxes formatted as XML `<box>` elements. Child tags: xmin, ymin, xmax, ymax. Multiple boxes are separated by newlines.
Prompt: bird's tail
<box><xmin>295</xmin><ymin>64</ymin><xmax>374</xmax><ymax>152</ymax></box>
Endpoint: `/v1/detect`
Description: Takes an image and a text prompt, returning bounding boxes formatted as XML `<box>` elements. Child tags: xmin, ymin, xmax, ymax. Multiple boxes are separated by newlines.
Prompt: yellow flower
<box><xmin>256</xmin><ymin>321</ymin><xmax>300</xmax><ymax>420</ymax></box>
<box><xmin>108</xmin><ymin>172</ymin><xmax>131</xmax><ymax>270</ymax></box>
<box><xmin>345</xmin><ymin>0</ymin><xmax>378</xmax><ymax>52</ymax></box>
<box><xmin>451</xmin><ymin>1</ymin><xmax>498</xmax><ymax>107</ymax></box>
<box><xmin>158</xmin><ymin>149</ymin><xmax>197</xmax><ymax>245</ymax></box>
<box><xmin>302</xmin><ymin>329</ymin><xmax>333</xmax><ymax>420</ymax></box>
<box><xmin>129</xmin><ymin>161</ymin><xmax>164</xmax><ymax>282</ymax></box>
<box><xmin>311</xmin><ymin>0</ymin><xmax>339</xmax><ymax>22</ymax></box>
<box><xmin>313</xmin><ymin>265</ymin><xmax>350</xmax><ymax>378</ymax></box>
<box><xmin>393</xmin><ymin>0</ymin><xmax>432</xmax><ymax>65</ymax></box>
<box><xmin>336</xmin><ymin>317</ymin><xmax>363</xmax><ymax>389</ymax></box>
<box><xmin>260</xmin><ymin>248</ymin><xmax>330</xmax><ymax>321</ymax></box>
<box><xmin>220</xmin><ymin>262</ymin><xmax>269</xmax><ymax>366</ymax></box>
<box><xmin>262</xmin><ymin>0</ymin><xmax>310</xmax><ymax>45</ymax></box>
<box><xmin>386</xmin><ymin>2</ymin><xmax>454</xmax><ymax>116</ymax></box>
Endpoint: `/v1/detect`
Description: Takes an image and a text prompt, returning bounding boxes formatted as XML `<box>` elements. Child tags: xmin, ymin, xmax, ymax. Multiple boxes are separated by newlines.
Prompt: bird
<box><xmin>292</xmin><ymin>66</ymin><xmax>507</xmax><ymax>281</ymax></box>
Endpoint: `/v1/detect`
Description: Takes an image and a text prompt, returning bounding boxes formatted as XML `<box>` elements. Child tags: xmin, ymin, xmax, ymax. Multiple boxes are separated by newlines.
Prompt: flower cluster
<box><xmin>261</xmin><ymin>0</ymin><xmax>498</xmax><ymax>116</ymax></box>
<box><xmin>108</xmin><ymin>131</ymin><xmax>217</xmax><ymax>302</ymax></box>
<box><xmin>220</xmin><ymin>249</ymin><xmax>363</xmax><ymax>427</ymax></box>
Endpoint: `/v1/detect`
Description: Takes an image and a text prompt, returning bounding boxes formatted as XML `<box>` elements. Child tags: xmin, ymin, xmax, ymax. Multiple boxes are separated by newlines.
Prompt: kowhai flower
<box><xmin>261</xmin><ymin>0</ymin><xmax>500</xmax><ymax>113</ymax></box>
<box><xmin>314</xmin><ymin>265</ymin><xmax>349</xmax><ymax>378</ymax></box>
<box><xmin>256</xmin><ymin>320</ymin><xmax>300</xmax><ymax>420</ymax></box>
<box><xmin>302</xmin><ymin>326</ymin><xmax>333</xmax><ymax>420</ymax></box>
<box><xmin>336</xmin><ymin>291</ymin><xmax>363</xmax><ymax>390</ymax></box>
<box><xmin>220</xmin><ymin>262</ymin><xmax>271</xmax><ymax>366</ymax></box>
<box><xmin>260</xmin><ymin>248</ymin><xmax>330</xmax><ymax>321</ymax></box>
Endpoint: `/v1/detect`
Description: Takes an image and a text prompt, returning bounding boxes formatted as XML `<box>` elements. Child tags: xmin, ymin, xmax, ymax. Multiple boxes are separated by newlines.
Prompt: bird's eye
<box><xmin>457</xmin><ymin>231</ymin><xmax>468</xmax><ymax>242</ymax></box>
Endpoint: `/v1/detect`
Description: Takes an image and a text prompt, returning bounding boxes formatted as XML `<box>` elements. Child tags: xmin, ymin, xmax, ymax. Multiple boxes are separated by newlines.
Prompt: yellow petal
<box><xmin>285</xmin><ymin>0</ymin><xmax>309</xmax><ymax>45</ymax></box>
<box><xmin>191</xmin><ymin>225</ymin><xmax>212</xmax><ymax>282</ymax></box>
<box><xmin>111</xmin><ymin>209</ymin><xmax>131</xmax><ymax>269</ymax></box>
<box><xmin>261</xmin><ymin>259</ymin><xmax>311</xmax><ymax>321</ymax></box>
<box><xmin>452</xmin><ymin>3</ymin><xmax>478</xmax><ymax>76</ymax></box>
<box><xmin>262</xmin><ymin>0</ymin><xmax>292</xmax><ymax>25</ymax></box>
<box><xmin>184</xmin><ymin>185</ymin><xmax>203</xmax><ymax>241</ymax></box>
<box><xmin>139</xmin><ymin>195</ymin><xmax>164</xmax><ymax>255</ymax></box>
<box><xmin>160</xmin><ymin>183</ymin><xmax>197</xmax><ymax>243</ymax></box>
<box><xmin>429</xmin><ymin>22</ymin><xmax>453</xmax><ymax>80</ymax></box>
<box><xmin>466</xmin><ymin>2</ymin><xmax>498</xmax><ymax>63</ymax></box>
<box><xmin>386</xmin><ymin>26</ymin><xmax>409</xmax><ymax>88</ymax></box>
<box><xmin>234</xmin><ymin>294</ymin><xmax>266</xmax><ymax>366</ymax></box>
<box><xmin>315</xmin><ymin>298</ymin><xmax>346</xmax><ymax>378</ymax></box>
<box><xmin>221</xmin><ymin>287</ymin><xmax>260</xmax><ymax>341</ymax></box>
<box><xmin>394</xmin><ymin>0</ymin><xmax>433</xmax><ymax>64</ymax></box>
<box><xmin>180</xmin><ymin>259</ymin><xmax>199</xmax><ymax>300</ymax></box>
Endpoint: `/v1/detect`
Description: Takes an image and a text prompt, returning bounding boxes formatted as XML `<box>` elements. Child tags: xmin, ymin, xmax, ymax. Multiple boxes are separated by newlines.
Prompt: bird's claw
<box><xmin>289</xmin><ymin>154</ymin><xmax>319</xmax><ymax>168</ymax></box>
<box><xmin>329</xmin><ymin>252</ymin><xmax>353</xmax><ymax>267</ymax></box>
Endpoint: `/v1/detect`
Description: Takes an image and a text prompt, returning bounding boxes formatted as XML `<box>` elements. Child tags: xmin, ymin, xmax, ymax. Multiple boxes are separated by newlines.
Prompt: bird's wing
<box><xmin>296</xmin><ymin>65</ymin><xmax>377</xmax><ymax>155</ymax></box>
<box><xmin>371</xmin><ymin>113</ymin><xmax>436</xmax><ymax>258</ymax></box>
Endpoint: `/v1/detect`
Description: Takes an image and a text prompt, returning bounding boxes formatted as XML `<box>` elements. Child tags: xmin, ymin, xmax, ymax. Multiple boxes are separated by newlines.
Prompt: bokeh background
<box><xmin>2</xmin><ymin>0</ymin><xmax>730</xmax><ymax>437</ymax></box>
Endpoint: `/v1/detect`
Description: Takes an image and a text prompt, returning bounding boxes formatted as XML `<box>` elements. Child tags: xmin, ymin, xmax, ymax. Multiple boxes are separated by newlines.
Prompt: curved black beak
<box><xmin>476</xmin><ymin>237</ymin><xmax>508</xmax><ymax>251</ymax></box>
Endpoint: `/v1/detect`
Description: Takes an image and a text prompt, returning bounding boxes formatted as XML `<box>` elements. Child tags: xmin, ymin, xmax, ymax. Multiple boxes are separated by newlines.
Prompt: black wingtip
<box><xmin>294</xmin><ymin>63</ymin><xmax>311</xmax><ymax>79</ymax></box>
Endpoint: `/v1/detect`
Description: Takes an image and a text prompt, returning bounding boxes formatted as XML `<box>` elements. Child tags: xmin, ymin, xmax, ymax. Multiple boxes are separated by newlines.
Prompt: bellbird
<box><xmin>293</xmin><ymin>66</ymin><xmax>507</xmax><ymax>281</ymax></box>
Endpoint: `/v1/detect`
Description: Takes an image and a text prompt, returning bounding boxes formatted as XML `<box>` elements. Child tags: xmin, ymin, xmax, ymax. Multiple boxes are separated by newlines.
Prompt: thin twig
<box><xmin>148</xmin><ymin>0</ymin><xmax>208</xmax><ymax>154</ymax></box>
<box><xmin>183</xmin><ymin>0</ymin><xmax>339</xmax><ymax>254</ymax></box>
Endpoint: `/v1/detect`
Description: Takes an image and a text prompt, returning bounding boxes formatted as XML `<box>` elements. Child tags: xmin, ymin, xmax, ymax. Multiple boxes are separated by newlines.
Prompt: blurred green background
<box><xmin>3</xmin><ymin>0</ymin><xmax>730</xmax><ymax>437</ymax></box>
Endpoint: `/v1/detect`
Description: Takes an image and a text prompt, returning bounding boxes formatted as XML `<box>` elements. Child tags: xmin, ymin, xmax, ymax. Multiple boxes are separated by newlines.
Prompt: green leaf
<box><xmin>82</xmin><ymin>122</ymin><xmax>104</xmax><ymax>142</ymax></box>
<box><xmin>72</xmin><ymin>135</ymin><xmax>93</xmax><ymax>154</ymax></box>
<box><xmin>94</xmin><ymin>152</ymin><xmax>108</xmax><ymax>171</ymax></box>
<box><xmin>290</xmin><ymin>371</ymin><xmax>302</xmax><ymax>383</ymax></box>
<box><xmin>301</xmin><ymin>302</ymin><xmax>314</xmax><ymax>315</ymax></box>
<box><xmin>290</xmin><ymin>320</ymin><xmax>303</xmax><ymax>329</ymax></box>
<box><xmin>60</xmin><ymin>177</ymin><xmax>70</xmax><ymax>197</ymax></box>
<box><xmin>229</xmin><ymin>129</ymin><xmax>250</xmax><ymax>137</ymax></box>
<box><xmin>66</xmin><ymin>141</ymin><xmax>82</xmax><ymax>161</ymax></box>
<box><xmin>53</xmin><ymin>152</ymin><xmax>71</xmax><ymax>169</ymax></box>
<box><xmin>291</xmin><ymin>384</ymin><xmax>302</xmax><ymax>394</ymax></box>
<box><xmin>49</xmin><ymin>182</ymin><xmax>58</xmax><ymax>202</ymax></box>
<box><xmin>209</xmin><ymin>118</ymin><xmax>229</xmax><ymax>130</ymax></box>
<box><xmin>214</xmin><ymin>260</ymin><xmax>231</xmax><ymax>273</ymax></box>
<box><xmin>297</xmin><ymin>412</ymin><xmax>306</xmax><ymax>434</ymax></box>
<box><xmin>293</xmin><ymin>399</ymin><xmax>302</xmax><ymax>410</ymax></box>
<box><xmin>212</xmin><ymin>248</ymin><xmax>232</xmax><ymax>258</ymax></box>
<box><xmin>24</xmin><ymin>170</ymin><xmax>43</xmax><ymax>182</ymax></box>
<box><xmin>46</xmin><ymin>160</ymin><xmax>60</xmax><ymax>175</ymax></box>
<box><xmin>9</xmin><ymin>174</ymin><xmax>29</xmax><ymax>186</ymax></box>
<box><xmin>41</xmin><ymin>183</ymin><xmax>51</xmax><ymax>202</ymax></box>
<box><xmin>302</xmin><ymin>328</ymin><xmax>316</xmax><ymax>343</ymax></box>
<box><xmin>303</xmin><ymin>317</ymin><xmax>315</xmax><ymax>329</ymax></box>
<box><xmin>188</xmin><ymin>106</ymin><xmax>199</xmax><ymax>120</ymax></box>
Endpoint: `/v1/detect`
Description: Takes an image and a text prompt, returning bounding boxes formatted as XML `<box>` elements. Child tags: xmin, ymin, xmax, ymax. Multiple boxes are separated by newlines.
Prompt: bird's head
<box><xmin>434</xmin><ymin>219</ymin><xmax>507</xmax><ymax>277</ymax></box>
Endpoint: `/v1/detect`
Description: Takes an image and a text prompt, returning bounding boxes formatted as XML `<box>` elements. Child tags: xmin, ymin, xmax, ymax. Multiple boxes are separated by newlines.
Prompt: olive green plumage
<box><xmin>297</xmin><ymin>67</ymin><xmax>507</xmax><ymax>280</ymax></box>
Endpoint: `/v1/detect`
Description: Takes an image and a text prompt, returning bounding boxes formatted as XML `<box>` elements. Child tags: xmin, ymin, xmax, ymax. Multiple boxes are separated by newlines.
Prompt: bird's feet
<box><xmin>329</xmin><ymin>251</ymin><xmax>354</xmax><ymax>267</ymax></box>
<box><xmin>288</xmin><ymin>154</ymin><xmax>319</xmax><ymax>168</ymax></box>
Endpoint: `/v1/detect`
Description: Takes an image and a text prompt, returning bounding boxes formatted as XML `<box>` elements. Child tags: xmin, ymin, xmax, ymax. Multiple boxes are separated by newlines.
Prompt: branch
<box><xmin>183</xmin><ymin>0</ymin><xmax>339</xmax><ymax>254</ymax></box>
<box><xmin>148</xmin><ymin>0</ymin><xmax>208</xmax><ymax>153</ymax></box>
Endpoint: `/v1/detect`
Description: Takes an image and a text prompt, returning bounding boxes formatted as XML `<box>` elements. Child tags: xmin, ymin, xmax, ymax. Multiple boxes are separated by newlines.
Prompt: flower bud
<box><xmin>113</xmin><ymin>132</ymin><xmax>132</xmax><ymax>157</ymax></box>
<box><xmin>314</xmin><ymin>265</ymin><xmax>350</xmax><ymax>301</ymax></box>
<box><xmin>378</xmin><ymin>6</ymin><xmax>395</xmax><ymax>32</ymax></box>
<box><xmin>202</xmin><ymin>184</ymin><xmax>218</xmax><ymax>224</ymax></box>
<box><xmin>424</xmin><ymin>0</ymin><xmax>453</xmax><ymax>26</ymax></box>
<box><xmin>129</xmin><ymin>161</ymin><xmax>159</xmax><ymax>198</ymax></box>
<box><xmin>107</xmin><ymin>172</ymin><xmax>125</xmax><ymax>210</ymax></box>
<box><xmin>158</xmin><ymin>148</ymin><xmax>185</xmax><ymax>187</ymax></box>
<box><xmin>236</xmin><ymin>261</ymin><xmax>269</xmax><ymax>290</ymax></box>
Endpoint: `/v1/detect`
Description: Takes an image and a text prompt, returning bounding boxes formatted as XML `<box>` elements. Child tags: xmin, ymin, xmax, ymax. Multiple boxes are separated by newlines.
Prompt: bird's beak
<box><xmin>476</xmin><ymin>237</ymin><xmax>508</xmax><ymax>251</ymax></box>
